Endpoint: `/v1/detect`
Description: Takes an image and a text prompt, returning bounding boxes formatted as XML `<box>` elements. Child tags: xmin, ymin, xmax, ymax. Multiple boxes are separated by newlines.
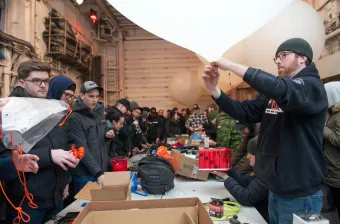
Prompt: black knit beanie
<box><xmin>276</xmin><ymin>38</ymin><xmax>313</xmax><ymax>62</ymax></box>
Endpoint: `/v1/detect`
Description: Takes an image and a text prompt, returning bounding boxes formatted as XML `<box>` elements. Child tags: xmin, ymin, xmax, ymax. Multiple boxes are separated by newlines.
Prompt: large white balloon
<box><xmin>197</xmin><ymin>63</ymin><xmax>243</xmax><ymax>93</ymax></box>
<box><xmin>108</xmin><ymin>0</ymin><xmax>293</xmax><ymax>62</ymax></box>
<box><xmin>169</xmin><ymin>71</ymin><xmax>202</xmax><ymax>106</ymax></box>
<box><xmin>244</xmin><ymin>1</ymin><xmax>325</xmax><ymax>75</ymax></box>
<box><xmin>197</xmin><ymin>41</ymin><xmax>245</xmax><ymax>64</ymax></box>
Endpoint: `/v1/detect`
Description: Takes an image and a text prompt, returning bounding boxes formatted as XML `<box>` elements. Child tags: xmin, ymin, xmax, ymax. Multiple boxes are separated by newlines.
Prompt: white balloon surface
<box><xmin>197</xmin><ymin>63</ymin><xmax>243</xmax><ymax>93</ymax></box>
<box><xmin>169</xmin><ymin>71</ymin><xmax>203</xmax><ymax>107</ymax></box>
<box><xmin>197</xmin><ymin>41</ymin><xmax>246</xmax><ymax>65</ymax></box>
<box><xmin>244</xmin><ymin>1</ymin><xmax>325</xmax><ymax>75</ymax></box>
<box><xmin>197</xmin><ymin>41</ymin><xmax>245</xmax><ymax>92</ymax></box>
<box><xmin>108</xmin><ymin>0</ymin><xmax>293</xmax><ymax>62</ymax></box>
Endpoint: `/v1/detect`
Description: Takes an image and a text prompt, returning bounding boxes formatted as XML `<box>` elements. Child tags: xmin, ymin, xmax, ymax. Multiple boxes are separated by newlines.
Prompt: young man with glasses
<box><xmin>203</xmin><ymin>38</ymin><xmax>328</xmax><ymax>224</ymax></box>
<box><xmin>47</xmin><ymin>75</ymin><xmax>76</xmax><ymax>103</ymax></box>
<box><xmin>2</xmin><ymin>60</ymin><xmax>79</xmax><ymax>223</ymax></box>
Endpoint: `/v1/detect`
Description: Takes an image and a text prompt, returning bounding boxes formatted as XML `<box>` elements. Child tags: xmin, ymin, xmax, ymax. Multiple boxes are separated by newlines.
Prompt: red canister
<box><xmin>111</xmin><ymin>158</ymin><xmax>128</xmax><ymax>172</ymax></box>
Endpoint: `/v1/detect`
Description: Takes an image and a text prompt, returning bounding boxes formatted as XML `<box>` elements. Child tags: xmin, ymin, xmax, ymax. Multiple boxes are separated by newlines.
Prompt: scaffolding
<box><xmin>43</xmin><ymin>9</ymin><xmax>93</xmax><ymax>74</ymax></box>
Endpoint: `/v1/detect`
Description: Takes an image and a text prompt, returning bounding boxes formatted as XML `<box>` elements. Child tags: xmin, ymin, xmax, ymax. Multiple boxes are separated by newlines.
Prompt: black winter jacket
<box><xmin>68</xmin><ymin>97</ymin><xmax>109</xmax><ymax>178</ymax></box>
<box><xmin>224</xmin><ymin>168</ymin><xmax>269</xmax><ymax>222</ymax></box>
<box><xmin>165</xmin><ymin>120</ymin><xmax>181</xmax><ymax>138</ymax></box>
<box><xmin>147</xmin><ymin>116</ymin><xmax>162</xmax><ymax>143</ymax></box>
<box><xmin>215</xmin><ymin>63</ymin><xmax>328</xmax><ymax>197</ymax></box>
<box><xmin>0</xmin><ymin>87</ymin><xmax>71</xmax><ymax>209</ymax></box>
<box><xmin>112</xmin><ymin>108</ymin><xmax>134</xmax><ymax>156</ymax></box>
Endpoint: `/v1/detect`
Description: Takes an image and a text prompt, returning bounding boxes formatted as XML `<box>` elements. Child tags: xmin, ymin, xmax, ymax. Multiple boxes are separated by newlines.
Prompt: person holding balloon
<box><xmin>203</xmin><ymin>38</ymin><xmax>328</xmax><ymax>224</ymax></box>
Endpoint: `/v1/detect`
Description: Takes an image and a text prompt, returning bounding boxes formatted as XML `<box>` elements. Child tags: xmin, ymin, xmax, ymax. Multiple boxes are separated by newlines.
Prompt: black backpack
<box><xmin>137</xmin><ymin>156</ymin><xmax>175</xmax><ymax>194</ymax></box>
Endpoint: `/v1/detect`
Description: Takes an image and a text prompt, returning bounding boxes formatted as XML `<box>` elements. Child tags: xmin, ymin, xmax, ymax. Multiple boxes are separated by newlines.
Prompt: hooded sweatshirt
<box><xmin>325</xmin><ymin>81</ymin><xmax>340</xmax><ymax>107</ymax></box>
<box><xmin>47</xmin><ymin>75</ymin><xmax>75</xmax><ymax>100</ymax></box>
<box><xmin>214</xmin><ymin>63</ymin><xmax>328</xmax><ymax>197</ymax></box>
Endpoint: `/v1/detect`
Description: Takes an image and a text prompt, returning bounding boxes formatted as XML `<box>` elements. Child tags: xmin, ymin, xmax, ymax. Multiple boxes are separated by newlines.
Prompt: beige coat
<box><xmin>324</xmin><ymin>104</ymin><xmax>340</xmax><ymax>188</ymax></box>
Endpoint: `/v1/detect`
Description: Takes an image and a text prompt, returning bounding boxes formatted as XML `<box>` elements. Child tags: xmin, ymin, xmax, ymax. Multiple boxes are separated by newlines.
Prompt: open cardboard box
<box><xmin>74</xmin><ymin>171</ymin><xmax>131</xmax><ymax>201</ymax></box>
<box><xmin>73</xmin><ymin>197</ymin><xmax>213</xmax><ymax>224</ymax></box>
<box><xmin>172</xmin><ymin>150</ymin><xmax>209</xmax><ymax>181</ymax></box>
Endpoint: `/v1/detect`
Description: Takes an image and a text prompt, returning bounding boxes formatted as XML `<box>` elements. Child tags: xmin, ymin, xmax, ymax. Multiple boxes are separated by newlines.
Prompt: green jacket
<box><xmin>215</xmin><ymin>112</ymin><xmax>243</xmax><ymax>152</ymax></box>
<box><xmin>324</xmin><ymin>107</ymin><xmax>340</xmax><ymax>188</ymax></box>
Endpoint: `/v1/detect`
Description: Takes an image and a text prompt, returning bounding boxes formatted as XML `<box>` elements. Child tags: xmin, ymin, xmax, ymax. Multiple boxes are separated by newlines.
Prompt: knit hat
<box><xmin>247</xmin><ymin>136</ymin><xmax>258</xmax><ymax>155</ymax></box>
<box><xmin>276</xmin><ymin>38</ymin><xmax>313</xmax><ymax>62</ymax></box>
<box><xmin>325</xmin><ymin>82</ymin><xmax>340</xmax><ymax>107</ymax></box>
<box><xmin>235</xmin><ymin>120</ymin><xmax>247</xmax><ymax>131</ymax></box>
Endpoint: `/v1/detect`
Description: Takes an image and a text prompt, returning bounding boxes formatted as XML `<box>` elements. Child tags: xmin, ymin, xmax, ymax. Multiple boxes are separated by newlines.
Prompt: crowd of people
<box><xmin>0</xmin><ymin>37</ymin><xmax>339</xmax><ymax>224</ymax></box>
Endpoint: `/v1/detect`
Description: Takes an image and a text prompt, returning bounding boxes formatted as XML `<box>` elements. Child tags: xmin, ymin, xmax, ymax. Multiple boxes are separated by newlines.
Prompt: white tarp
<box><xmin>1</xmin><ymin>97</ymin><xmax>68</xmax><ymax>153</ymax></box>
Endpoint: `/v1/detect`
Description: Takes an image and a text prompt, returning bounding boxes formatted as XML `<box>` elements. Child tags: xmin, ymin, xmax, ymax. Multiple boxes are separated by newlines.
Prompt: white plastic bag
<box><xmin>1</xmin><ymin>97</ymin><xmax>68</xmax><ymax>153</ymax></box>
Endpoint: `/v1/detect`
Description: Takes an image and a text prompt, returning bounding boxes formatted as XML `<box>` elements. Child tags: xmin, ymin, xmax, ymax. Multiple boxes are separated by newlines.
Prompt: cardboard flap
<box><xmin>73</xmin><ymin>198</ymin><xmax>213</xmax><ymax>224</ymax></box>
<box><xmin>80</xmin><ymin>207</ymin><xmax>198</xmax><ymax>224</ymax></box>
<box><xmin>172</xmin><ymin>149</ymin><xmax>183</xmax><ymax>173</ymax></box>
<box><xmin>103</xmin><ymin>171</ymin><xmax>130</xmax><ymax>187</ymax></box>
<box><xmin>74</xmin><ymin>182</ymin><xmax>102</xmax><ymax>200</ymax></box>
<box><xmin>184</xmin><ymin>212</ymin><xmax>196</xmax><ymax>224</ymax></box>
<box><xmin>90</xmin><ymin>185</ymin><xmax>128</xmax><ymax>201</ymax></box>
<box><xmin>172</xmin><ymin>150</ymin><xmax>209</xmax><ymax>181</ymax></box>
<box><xmin>87</xmin><ymin>197</ymin><xmax>200</xmax><ymax>211</ymax></box>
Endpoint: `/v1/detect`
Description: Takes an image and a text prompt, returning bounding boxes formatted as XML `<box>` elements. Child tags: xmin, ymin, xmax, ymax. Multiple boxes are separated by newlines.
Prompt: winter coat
<box><xmin>224</xmin><ymin>168</ymin><xmax>269</xmax><ymax>223</ymax></box>
<box><xmin>165</xmin><ymin>120</ymin><xmax>182</xmax><ymax>138</ymax></box>
<box><xmin>68</xmin><ymin>97</ymin><xmax>109</xmax><ymax>178</ymax></box>
<box><xmin>0</xmin><ymin>87</ymin><xmax>71</xmax><ymax>209</ymax></box>
<box><xmin>215</xmin><ymin>112</ymin><xmax>243</xmax><ymax>151</ymax></box>
<box><xmin>232</xmin><ymin>123</ymin><xmax>260</xmax><ymax>174</ymax></box>
<box><xmin>324</xmin><ymin>105</ymin><xmax>340</xmax><ymax>188</ymax></box>
<box><xmin>215</xmin><ymin>63</ymin><xmax>328</xmax><ymax>197</ymax></box>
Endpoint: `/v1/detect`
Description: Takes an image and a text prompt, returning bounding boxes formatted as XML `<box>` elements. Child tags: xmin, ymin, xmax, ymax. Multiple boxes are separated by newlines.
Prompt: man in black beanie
<box><xmin>203</xmin><ymin>38</ymin><xmax>327</xmax><ymax>224</ymax></box>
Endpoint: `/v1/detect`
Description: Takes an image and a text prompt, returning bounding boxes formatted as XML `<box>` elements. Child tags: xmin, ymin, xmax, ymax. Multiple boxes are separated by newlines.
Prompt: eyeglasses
<box><xmin>24</xmin><ymin>78</ymin><xmax>50</xmax><ymax>86</ymax></box>
<box><xmin>273</xmin><ymin>51</ymin><xmax>294</xmax><ymax>64</ymax></box>
<box><xmin>63</xmin><ymin>92</ymin><xmax>75</xmax><ymax>99</ymax></box>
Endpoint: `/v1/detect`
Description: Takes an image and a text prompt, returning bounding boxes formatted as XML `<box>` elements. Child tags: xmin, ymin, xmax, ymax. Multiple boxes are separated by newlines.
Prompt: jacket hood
<box><xmin>72</xmin><ymin>96</ymin><xmax>104</xmax><ymax>117</ymax></box>
<box><xmin>294</xmin><ymin>63</ymin><xmax>320</xmax><ymax>80</ymax></box>
<box><xmin>325</xmin><ymin>81</ymin><xmax>340</xmax><ymax>108</ymax></box>
<box><xmin>9</xmin><ymin>86</ymin><xmax>28</xmax><ymax>97</ymax></box>
<box><xmin>47</xmin><ymin>75</ymin><xmax>75</xmax><ymax>100</ymax></box>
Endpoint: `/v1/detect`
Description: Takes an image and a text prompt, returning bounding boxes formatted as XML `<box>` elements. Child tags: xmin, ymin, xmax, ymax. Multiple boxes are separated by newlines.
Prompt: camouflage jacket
<box><xmin>215</xmin><ymin>113</ymin><xmax>243</xmax><ymax>151</ymax></box>
<box><xmin>232</xmin><ymin>123</ymin><xmax>261</xmax><ymax>174</ymax></box>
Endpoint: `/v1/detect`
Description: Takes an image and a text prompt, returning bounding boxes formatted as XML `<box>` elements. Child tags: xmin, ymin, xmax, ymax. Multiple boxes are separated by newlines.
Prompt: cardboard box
<box><xmin>74</xmin><ymin>171</ymin><xmax>131</xmax><ymax>201</ymax></box>
<box><xmin>172</xmin><ymin>150</ymin><xmax>209</xmax><ymax>181</ymax></box>
<box><xmin>293</xmin><ymin>214</ymin><xmax>329</xmax><ymax>224</ymax></box>
<box><xmin>73</xmin><ymin>197</ymin><xmax>213</xmax><ymax>224</ymax></box>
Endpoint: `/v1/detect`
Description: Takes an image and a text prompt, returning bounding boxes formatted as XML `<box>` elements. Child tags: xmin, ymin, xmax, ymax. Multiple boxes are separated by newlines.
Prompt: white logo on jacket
<box><xmin>265</xmin><ymin>99</ymin><xmax>284</xmax><ymax>115</ymax></box>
